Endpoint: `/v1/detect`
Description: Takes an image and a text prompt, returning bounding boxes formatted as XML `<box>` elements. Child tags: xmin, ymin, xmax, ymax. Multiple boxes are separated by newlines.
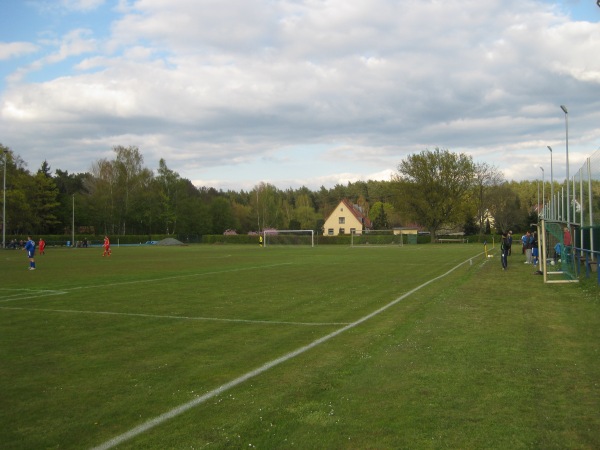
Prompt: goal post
<box><xmin>263</xmin><ymin>230</ymin><xmax>315</xmax><ymax>247</ymax></box>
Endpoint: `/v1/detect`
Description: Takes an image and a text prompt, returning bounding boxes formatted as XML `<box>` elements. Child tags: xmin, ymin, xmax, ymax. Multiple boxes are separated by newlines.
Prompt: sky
<box><xmin>1</xmin><ymin>0</ymin><xmax>599</xmax><ymax>192</ymax></box>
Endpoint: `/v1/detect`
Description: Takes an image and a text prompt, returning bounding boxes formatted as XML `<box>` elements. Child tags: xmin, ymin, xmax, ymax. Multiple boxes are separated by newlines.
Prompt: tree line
<box><xmin>0</xmin><ymin>143</ymin><xmax>557</xmax><ymax>241</ymax></box>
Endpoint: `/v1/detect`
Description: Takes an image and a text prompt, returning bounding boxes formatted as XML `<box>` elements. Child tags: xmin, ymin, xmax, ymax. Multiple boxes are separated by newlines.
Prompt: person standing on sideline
<box><xmin>38</xmin><ymin>237</ymin><xmax>46</xmax><ymax>255</ymax></box>
<box><xmin>524</xmin><ymin>231</ymin><xmax>533</xmax><ymax>264</ymax></box>
<box><xmin>564</xmin><ymin>227</ymin><xmax>572</xmax><ymax>247</ymax></box>
<box><xmin>23</xmin><ymin>236</ymin><xmax>36</xmax><ymax>270</ymax></box>
<box><xmin>531</xmin><ymin>232</ymin><xmax>539</xmax><ymax>265</ymax></box>
<box><xmin>563</xmin><ymin>226</ymin><xmax>572</xmax><ymax>265</ymax></box>
<box><xmin>259</xmin><ymin>234</ymin><xmax>263</xmax><ymax>247</ymax></box>
<box><xmin>507</xmin><ymin>231</ymin><xmax>513</xmax><ymax>256</ymax></box>
<box><xmin>102</xmin><ymin>236</ymin><xmax>112</xmax><ymax>257</ymax></box>
<box><xmin>500</xmin><ymin>231</ymin><xmax>509</xmax><ymax>270</ymax></box>
<box><xmin>554</xmin><ymin>242</ymin><xmax>562</xmax><ymax>265</ymax></box>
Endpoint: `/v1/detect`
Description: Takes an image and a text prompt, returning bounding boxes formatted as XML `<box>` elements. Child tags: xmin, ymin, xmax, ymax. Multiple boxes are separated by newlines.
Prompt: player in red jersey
<box><xmin>102</xmin><ymin>236</ymin><xmax>112</xmax><ymax>257</ymax></box>
<box><xmin>38</xmin><ymin>238</ymin><xmax>46</xmax><ymax>255</ymax></box>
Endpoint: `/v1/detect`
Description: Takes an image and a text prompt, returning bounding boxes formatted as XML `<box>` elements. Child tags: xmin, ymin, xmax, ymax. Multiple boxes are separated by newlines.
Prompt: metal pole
<box><xmin>537</xmin><ymin>178</ymin><xmax>540</xmax><ymax>219</ymax></box>
<box><xmin>540</xmin><ymin>166</ymin><xmax>545</xmax><ymax>218</ymax></box>
<box><xmin>547</xmin><ymin>146</ymin><xmax>554</xmax><ymax>219</ymax></box>
<box><xmin>588</xmin><ymin>158</ymin><xmax>594</xmax><ymax>260</ymax></box>
<box><xmin>560</xmin><ymin>187</ymin><xmax>564</xmax><ymax>221</ymax></box>
<box><xmin>561</xmin><ymin>105</ymin><xmax>570</xmax><ymax>226</ymax></box>
<box><xmin>2</xmin><ymin>150</ymin><xmax>6</xmax><ymax>249</ymax></box>
<box><xmin>72</xmin><ymin>194</ymin><xmax>75</xmax><ymax>248</ymax></box>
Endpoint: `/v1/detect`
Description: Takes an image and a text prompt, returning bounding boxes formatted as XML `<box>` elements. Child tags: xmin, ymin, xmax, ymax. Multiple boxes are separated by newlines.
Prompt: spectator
<box><xmin>500</xmin><ymin>231</ymin><xmax>509</xmax><ymax>270</ymax></box>
<box><xmin>531</xmin><ymin>232</ymin><xmax>539</xmax><ymax>265</ymax></box>
<box><xmin>524</xmin><ymin>231</ymin><xmax>533</xmax><ymax>264</ymax></box>
<box><xmin>554</xmin><ymin>242</ymin><xmax>562</xmax><ymax>265</ymax></box>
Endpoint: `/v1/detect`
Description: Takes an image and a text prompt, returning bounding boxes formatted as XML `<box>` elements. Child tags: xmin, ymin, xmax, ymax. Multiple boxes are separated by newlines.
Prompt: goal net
<box><xmin>540</xmin><ymin>220</ymin><xmax>578</xmax><ymax>283</ymax></box>
<box><xmin>350</xmin><ymin>229</ymin><xmax>405</xmax><ymax>247</ymax></box>
<box><xmin>263</xmin><ymin>230</ymin><xmax>315</xmax><ymax>247</ymax></box>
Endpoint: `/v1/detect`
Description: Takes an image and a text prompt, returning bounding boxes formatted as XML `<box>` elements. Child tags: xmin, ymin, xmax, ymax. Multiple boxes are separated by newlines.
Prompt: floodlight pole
<box><xmin>537</xmin><ymin>179</ymin><xmax>540</xmax><ymax>219</ymax></box>
<box><xmin>540</xmin><ymin>166</ymin><xmax>545</xmax><ymax>218</ymax></box>
<box><xmin>547</xmin><ymin>145</ymin><xmax>554</xmax><ymax>220</ymax></box>
<box><xmin>72</xmin><ymin>194</ymin><xmax>75</xmax><ymax>248</ymax></box>
<box><xmin>2</xmin><ymin>150</ymin><xmax>6</xmax><ymax>249</ymax></box>
<box><xmin>561</xmin><ymin>105</ymin><xmax>570</xmax><ymax>226</ymax></box>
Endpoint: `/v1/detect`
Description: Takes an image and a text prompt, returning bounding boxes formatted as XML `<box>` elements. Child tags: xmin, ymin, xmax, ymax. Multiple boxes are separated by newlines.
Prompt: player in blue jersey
<box><xmin>23</xmin><ymin>235</ymin><xmax>36</xmax><ymax>270</ymax></box>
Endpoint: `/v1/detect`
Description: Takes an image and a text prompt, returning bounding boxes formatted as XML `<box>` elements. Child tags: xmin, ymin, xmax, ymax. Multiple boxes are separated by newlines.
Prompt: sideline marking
<box><xmin>91</xmin><ymin>255</ymin><xmax>477</xmax><ymax>450</ymax></box>
<box><xmin>0</xmin><ymin>306</ymin><xmax>349</xmax><ymax>326</ymax></box>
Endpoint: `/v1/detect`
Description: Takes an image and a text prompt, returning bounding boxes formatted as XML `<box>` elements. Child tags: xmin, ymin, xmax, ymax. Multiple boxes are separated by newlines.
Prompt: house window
<box><xmin>328</xmin><ymin>228</ymin><xmax>334</xmax><ymax>236</ymax></box>
<box><xmin>339</xmin><ymin>228</ymin><xmax>345</xmax><ymax>235</ymax></box>
<box><xmin>339</xmin><ymin>217</ymin><xmax>345</xmax><ymax>224</ymax></box>
<box><xmin>350</xmin><ymin>228</ymin><xmax>356</xmax><ymax>235</ymax></box>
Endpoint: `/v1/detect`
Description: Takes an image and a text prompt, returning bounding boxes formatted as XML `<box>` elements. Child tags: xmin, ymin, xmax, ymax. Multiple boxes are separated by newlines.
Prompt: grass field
<box><xmin>1</xmin><ymin>243</ymin><xmax>599</xmax><ymax>449</ymax></box>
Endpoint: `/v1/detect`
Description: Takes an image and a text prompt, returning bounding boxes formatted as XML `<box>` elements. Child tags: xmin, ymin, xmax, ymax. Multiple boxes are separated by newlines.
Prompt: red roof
<box><xmin>339</xmin><ymin>199</ymin><xmax>372</xmax><ymax>228</ymax></box>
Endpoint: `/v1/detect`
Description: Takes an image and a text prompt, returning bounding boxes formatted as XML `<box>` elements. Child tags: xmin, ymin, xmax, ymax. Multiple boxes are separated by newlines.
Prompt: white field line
<box><xmin>0</xmin><ymin>306</ymin><xmax>349</xmax><ymax>326</ymax></box>
<box><xmin>91</xmin><ymin>255</ymin><xmax>478</xmax><ymax>450</ymax></box>
<box><xmin>0</xmin><ymin>289</ymin><xmax>67</xmax><ymax>303</ymax></box>
<box><xmin>0</xmin><ymin>263</ymin><xmax>292</xmax><ymax>303</ymax></box>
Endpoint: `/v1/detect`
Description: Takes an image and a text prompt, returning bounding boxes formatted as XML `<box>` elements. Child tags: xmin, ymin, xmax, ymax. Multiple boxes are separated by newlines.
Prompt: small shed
<box><xmin>393</xmin><ymin>227</ymin><xmax>419</xmax><ymax>244</ymax></box>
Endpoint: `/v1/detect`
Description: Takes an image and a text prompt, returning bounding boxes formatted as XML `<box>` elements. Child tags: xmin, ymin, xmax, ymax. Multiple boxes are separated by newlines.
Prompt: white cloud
<box><xmin>1</xmin><ymin>0</ymin><xmax>599</xmax><ymax>190</ymax></box>
<box><xmin>60</xmin><ymin>0</ymin><xmax>106</xmax><ymax>11</ymax></box>
<box><xmin>44</xmin><ymin>28</ymin><xmax>98</xmax><ymax>64</ymax></box>
<box><xmin>0</xmin><ymin>42</ymin><xmax>39</xmax><ymax>60</ymax></box>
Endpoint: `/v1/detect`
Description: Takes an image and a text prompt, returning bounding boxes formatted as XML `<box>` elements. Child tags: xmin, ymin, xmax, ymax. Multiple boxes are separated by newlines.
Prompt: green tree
<box><xmin>54</xmin><ymin>169</ymin><xmax>93</xmax><ymax>234</ymax></box>
<box><xmin>473</xmin><ymin>162</ymin><xmax>504</xmax><ymax>236</ymax></box>
<box><xmin>395</xmin><ymin>148</ymin><xmax>475</xmax><ymax>241</ymax></box>
<box><xmin>252</xmin><ymin>182</ymin><xmax>284</xmax><ymax>230</ymax></box>
<box><xmin>292</xmin><ymin>192</ymin><xmax>319</xmax><ymax>230</ymax></box>
<box><xmin>39</xmin><ymin>160</ymin><xmax>52</xmax><ymax>178</ymax></box>
<box><xmin>231</xmin><ymin>201</ymin><xmax>254</xmax><ymax>233</ymax></box>
<box><xmin>156</xmin><ymin>159</ymin><xmax>180</xmax><ymax>234</ymax></box>
<box><xmin>114</xmin><ymin>145</ymin><xmax>152</xmax><ymax>234</ymax></box>
<box><xmin>1</xmin><ymin>147</ymin><xmax>35</xmax><ymax>235</ymax></box>
<box><xmin>487</xmin><ymin>183</ymin><xmax>522</xmax><ymax>233</ymax></box>
<box><xmin>30</xmin><ymin>167</ymin><xmax>60</xmax><ymax>233</ymax></box>
<box><xmin>370</xmin><ymin>201</ymin><xmax>394</xmax><ymax>229</ymax></box>
<box><xmin>210</xmin><ymin>197</ymin><xmax>236</xmax><ymax>234</ymax></box>
<box><xmin>173</xmin><ymin>179</ymin><xmax>211</xmax><ymax>236</ymax></box>
<box><xmin>87</xmin><ymin>158</ymin><xmax>118</xmax><ymax>235</ymax></box>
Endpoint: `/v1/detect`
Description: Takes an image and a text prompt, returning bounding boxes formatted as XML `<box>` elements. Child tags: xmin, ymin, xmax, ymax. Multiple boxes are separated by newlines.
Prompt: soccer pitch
<box><xmin>1</xmin><ymin>244</ymin><xmax>599</xmax><ymax>449</ymax></box>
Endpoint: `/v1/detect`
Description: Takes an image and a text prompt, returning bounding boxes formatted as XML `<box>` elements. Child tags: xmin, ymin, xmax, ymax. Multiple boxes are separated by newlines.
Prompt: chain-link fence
<box><xmin>541</xmin><ymin>148</ymin><xmax>600</xmax><ymax>283</ymax></box>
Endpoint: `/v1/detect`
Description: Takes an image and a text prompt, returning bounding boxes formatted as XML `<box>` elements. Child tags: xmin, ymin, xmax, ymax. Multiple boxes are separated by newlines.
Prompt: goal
<box><xmin>539</xmin><ymin>219</ymin><xmax>578</xmax><ymax>283</ymax></box>
<box><xmin>263</xmin><ymin>230</ymin><xmax>315</xmax><ymax>247</ymax></box>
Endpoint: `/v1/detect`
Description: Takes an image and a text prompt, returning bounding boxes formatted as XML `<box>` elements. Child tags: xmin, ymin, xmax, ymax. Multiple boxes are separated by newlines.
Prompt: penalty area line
<box><xmin>91</xmin><ymin>255</ymin><xmax>476</xmax><ymax>450</ymax></box>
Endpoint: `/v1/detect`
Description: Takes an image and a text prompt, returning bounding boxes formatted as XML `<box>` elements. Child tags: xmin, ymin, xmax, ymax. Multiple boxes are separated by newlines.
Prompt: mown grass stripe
<box><xmin>90</xmin><ymin>255</ymin><xmax>474</xmax><ymax>450</ymax></box>
<box><xmin>0</xmin><ymin>306</ymin><xmax>349</xmax><ymax>326</ymax></box>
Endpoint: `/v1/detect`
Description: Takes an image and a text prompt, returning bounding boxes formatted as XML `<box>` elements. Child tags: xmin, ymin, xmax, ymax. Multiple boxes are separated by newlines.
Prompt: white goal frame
<box><xmin>263</xmin><ymin>230</ymin><xmax>315</xmax><ymax>247</ymax></box>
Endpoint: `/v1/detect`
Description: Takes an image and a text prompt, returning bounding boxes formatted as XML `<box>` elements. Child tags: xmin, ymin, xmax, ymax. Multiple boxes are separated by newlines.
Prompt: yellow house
<box><xmin>323</xmin><ymin>199</ymin><xmax>372</xmax><ymax>236</ymax></box>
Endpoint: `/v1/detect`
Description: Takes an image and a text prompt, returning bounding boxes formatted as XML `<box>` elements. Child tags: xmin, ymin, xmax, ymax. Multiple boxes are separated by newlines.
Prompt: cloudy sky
<box><xmin>1</xmin><ymin>0</ymin><xmax>599</xmax><ymax>191</ymax></box>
